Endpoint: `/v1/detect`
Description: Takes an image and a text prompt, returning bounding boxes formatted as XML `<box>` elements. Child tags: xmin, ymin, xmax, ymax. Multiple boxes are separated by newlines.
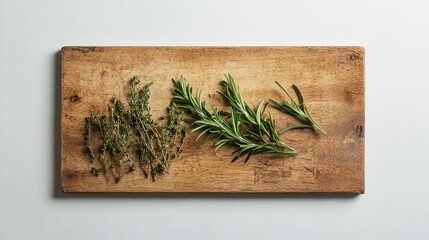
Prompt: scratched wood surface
<box><xmin>61</xmin><ymin>47</ymin><xmax>365</xmax><ymax>193</ymax></box>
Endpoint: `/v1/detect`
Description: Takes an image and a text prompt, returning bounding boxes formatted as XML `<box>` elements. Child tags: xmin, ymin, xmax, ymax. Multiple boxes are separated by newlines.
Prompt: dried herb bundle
<box><xmin>128</xmin><ymin>76</ymin><xmax>187</xmax><ymax>180</ymax></box>
<box><xmin>84</xmin><ymin>76</ymin><xmax>187</xmax><ymax>182</ymax></box>
<box><xmin>172</xmin><ymin>76</ymin><xmax>297</xmax><ymax>163</ymax></box>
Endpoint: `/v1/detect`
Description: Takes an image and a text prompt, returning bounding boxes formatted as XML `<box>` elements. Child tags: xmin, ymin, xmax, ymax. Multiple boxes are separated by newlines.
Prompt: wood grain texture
<box><xmin>61</xmin><ymin>46</ymin><xmax>365</xmax><ymax>193</ymax></box>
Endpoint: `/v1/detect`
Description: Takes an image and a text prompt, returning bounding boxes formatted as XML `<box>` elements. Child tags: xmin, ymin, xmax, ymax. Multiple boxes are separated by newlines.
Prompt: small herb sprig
<box><xmin>270</xmin><ymin>81</ymin><xmax>325</xmax><ymax>134</ymax></box>
<box><xmin>84</xmin><ymin>76</ymin><xmax>187</xmax><ymax>183</ymax></box>
<box><xmin>172</xmin><ymin>76</ymin><xmax>297</xmax><ymax>163</ymax></box>
<box><xmin>128</xmin><ymin>76</ymin><xmax>187</xmax><ymax>180</ymax></box>
<box><xmin>85</xmin><ymin>98</ymin><xmax>135</xmax><ymax>183</ymax></box>
<box><xmin>218</xmin><ymin>74</ymin><xmax>283</xmax><ymax>144</ymax></box>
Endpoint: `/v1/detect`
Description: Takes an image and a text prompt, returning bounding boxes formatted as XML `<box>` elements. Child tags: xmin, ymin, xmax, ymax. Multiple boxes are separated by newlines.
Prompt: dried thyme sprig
<box><xmin>84</xmin><ymin>75</ymin><xmax>187</xmax><ymax>182</ymax></box>
<box><xmin>172</xmin><ymin>76</ymin><xmax>296</xmax><ymax>163</ymax></box>
<box><xmin>84</xmin><ymin>116</ymin><xmax>95</xmax><ymax>160</ymax></box>
<box><xmin>85</xmin><ymin>98</ymin><xmax>135</xmax><ymax>183</ymax></box>
<box><xmin>128</xmin><ymin>76</ymin><xmax>187</xmax><ymax>180</ymax></box>
<box><xmin>269</xmin><ymin>81</ymin><xmax>325</xmax><ymax>134</ymax></box>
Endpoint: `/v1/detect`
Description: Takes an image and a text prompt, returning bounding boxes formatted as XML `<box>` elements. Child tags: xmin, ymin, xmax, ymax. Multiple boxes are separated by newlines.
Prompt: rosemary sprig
<box><xmin>172</xmin><ymin>76</ymin><xmax>296</xmax><ymax>163</ymax></box>
<box><xmin>218</xmin><ymin>74</ymin><xmax>283</xmax><ymax>144</ymax></box>
<box><xmin>84</xmin><ymin>75</ymin><xmax>187</xmax><ymax>182</ymax></box>
<box><xmin>270</xmin><ymin>81</ymin><xmax>326</xmax><ymax>135</ymax></box>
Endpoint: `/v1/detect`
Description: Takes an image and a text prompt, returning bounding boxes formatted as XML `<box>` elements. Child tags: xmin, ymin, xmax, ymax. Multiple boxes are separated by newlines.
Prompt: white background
<box><xmin>1</xmin><ymin>0</ymin><xmax>428</xmax><ymax>239</ymax></box>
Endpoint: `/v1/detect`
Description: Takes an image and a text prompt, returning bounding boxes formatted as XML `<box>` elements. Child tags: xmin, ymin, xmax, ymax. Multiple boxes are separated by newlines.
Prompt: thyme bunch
<box><xmin>172</xmin><ymin>76</ymin><xmax>297</xmax><ymax>163</ymax></box>
<box><xmin>269</xmin><ymin>81</ymin><xmax>325</xmax><ymax>134</ymax></box>
<box><xmin>128</xmin><ymin>76</ymin><xmax>187</xmax><ymax>180</ymax></box>
<box><xmin>85</xmin><ymin>98</ymin><xmax>134</xmax><ymax>183</ymax></box>
<box><xmin>84</xmin><ymin>76</ymin><xmax>187</xmax><ymax>182</ymax></box>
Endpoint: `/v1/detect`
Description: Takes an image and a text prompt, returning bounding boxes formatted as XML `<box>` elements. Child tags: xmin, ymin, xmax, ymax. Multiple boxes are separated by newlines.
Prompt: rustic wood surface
<box><xmin>61</xmin><ymin>46</ymin><xmax>365</xmax><ymax>193</ymax></box>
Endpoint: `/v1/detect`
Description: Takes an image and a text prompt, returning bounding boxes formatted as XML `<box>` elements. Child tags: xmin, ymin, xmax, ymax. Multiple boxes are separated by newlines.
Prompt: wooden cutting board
<box><xmin>61</xmin><ymin>46</ymin><xmax>364</xmax><ymax>193</ymax></box>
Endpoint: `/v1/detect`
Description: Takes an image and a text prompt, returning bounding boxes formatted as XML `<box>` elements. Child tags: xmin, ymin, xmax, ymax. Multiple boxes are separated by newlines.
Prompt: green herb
<box><xmin>218</xmin><ymin>74</ymin><xmax>284</xmax><ymax>144</ymax></box>
<box><xmin>270</xmin><ymin>81</ymin><xmax>325</xmax><ymax>134</ymax></box>
<box><xmin>85</xmin><ymin>98</ymin><xmax>134</xmax><ymax>183</ymax></box>
<box><xmin>172</xmin><ymin>76</ymin><xmax>296</xmax><ymax>163</ymax></box>
<box><xmin>128</xmin><ymin>76</ymin><xmax>187</xmax><ymax>180</ymax></box>
<box><xmin>84</xmin><ymin>75</ymin><xmax>187</xmax><ymax>182</ymax></box>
